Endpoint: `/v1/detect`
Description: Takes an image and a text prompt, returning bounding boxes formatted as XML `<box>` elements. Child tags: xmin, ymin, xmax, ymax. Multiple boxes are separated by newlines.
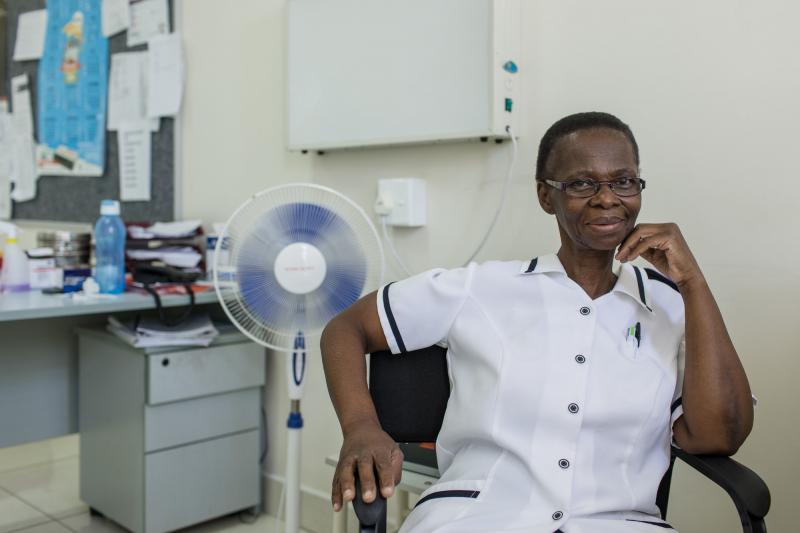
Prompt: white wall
<box><xmin>180</xmin><ymin>1</ymin><xmax>799</xmax><ymax>531</ymax></box>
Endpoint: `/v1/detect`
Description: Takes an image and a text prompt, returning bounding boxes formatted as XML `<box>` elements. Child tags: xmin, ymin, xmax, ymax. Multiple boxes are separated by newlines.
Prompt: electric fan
<box><xmin>214</xmin><ymin>183</ymin><xmax>384</xmax><ymax>533</ymax></box>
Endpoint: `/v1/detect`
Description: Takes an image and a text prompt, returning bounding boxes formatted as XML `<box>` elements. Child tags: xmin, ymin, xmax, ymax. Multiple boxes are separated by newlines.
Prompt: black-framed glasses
<box><xmin>543</xmin><ymin>177</ymin><xmax>646</xmax><ymax>198</ymax></box>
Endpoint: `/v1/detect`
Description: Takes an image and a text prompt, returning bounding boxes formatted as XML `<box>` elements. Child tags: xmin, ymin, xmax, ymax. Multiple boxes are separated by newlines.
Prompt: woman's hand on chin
<box><xmin>615</xmin><ymin>223</ymin><xmax>704</xmax><ymax>289</ymax></box>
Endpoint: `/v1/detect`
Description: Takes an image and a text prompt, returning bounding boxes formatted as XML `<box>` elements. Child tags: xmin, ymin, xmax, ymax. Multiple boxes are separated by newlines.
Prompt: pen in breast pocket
<box><xmin>627</xmin><ymin>322</ymin><xmax>642</xmax><ymax>348</ymax></box>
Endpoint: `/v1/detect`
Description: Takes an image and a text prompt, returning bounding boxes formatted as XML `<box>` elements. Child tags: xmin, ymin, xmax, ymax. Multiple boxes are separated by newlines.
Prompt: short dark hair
<box><xmin>535</xmin><ymin>112</ymin><xmax>639</xmax><ymax>181</ymax></box>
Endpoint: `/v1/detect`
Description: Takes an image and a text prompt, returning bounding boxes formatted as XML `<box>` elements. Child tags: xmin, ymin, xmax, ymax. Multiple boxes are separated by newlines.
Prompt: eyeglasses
<box><xmin>543</xmin><ymin>177</ymin><xmax>646</xmax><ymax>198</ymax></box>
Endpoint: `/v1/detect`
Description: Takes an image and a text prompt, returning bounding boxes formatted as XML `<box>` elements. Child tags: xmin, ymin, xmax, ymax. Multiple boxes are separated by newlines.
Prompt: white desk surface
<box><xmin>0</xmin><ymin>288</ymin><xmax>219</xmax><ymax>322</ymax></box>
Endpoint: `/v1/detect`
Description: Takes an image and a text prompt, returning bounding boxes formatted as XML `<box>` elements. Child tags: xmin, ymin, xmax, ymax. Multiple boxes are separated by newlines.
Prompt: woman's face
<box><xmin>537</xmin><ymin>127</ymin><xmax>641</xmax><ymax>252</ymax></box>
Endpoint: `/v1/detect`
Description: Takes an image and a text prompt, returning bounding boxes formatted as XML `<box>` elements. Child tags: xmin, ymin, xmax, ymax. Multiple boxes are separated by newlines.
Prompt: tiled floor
<box><xmin>0</xmin><ymin>435</ymin><xmax>308</xmax><ymax>533</ymax></box>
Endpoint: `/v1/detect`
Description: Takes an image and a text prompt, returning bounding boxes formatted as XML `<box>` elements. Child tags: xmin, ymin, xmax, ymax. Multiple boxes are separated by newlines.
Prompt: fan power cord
<box><xmin>377</xmin><ymin>125</ymin><xmax>518</xmax><ymax>276</ymax></box>
<box><xmin>380</xmin><ymin>215</ymin><xmax>414</xmax><ymax>277</ymax></box>
<box><xmin>462</xmin><ymin>124</ymin><xmax>518</xmax><ymax>266</ymax></box>
<box><xmin>274</xmin><ymin>485</ymin><xmax>286</xmax><ymax>533</ymax></box>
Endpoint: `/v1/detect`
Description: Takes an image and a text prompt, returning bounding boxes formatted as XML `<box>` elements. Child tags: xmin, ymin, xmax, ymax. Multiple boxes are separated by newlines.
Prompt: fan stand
<box><xmin>213</xmin><ymin>184</ymin><xmax>386</xmax><ymax>533</ymax></box>
<box><xmin>285</xmin><ymin>332</ymin><xmax>307</xmax><ymax>533</ymax></box>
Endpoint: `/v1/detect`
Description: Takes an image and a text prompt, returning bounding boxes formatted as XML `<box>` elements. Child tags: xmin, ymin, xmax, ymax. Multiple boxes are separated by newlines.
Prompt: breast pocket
<box><xmin>589</xmin><ymin>330</ymin><xmax>671</xmax><ymax>428</ymax></box>
<box><xmin>617</xmin><ymin>324</ymin><xmax>678</xmax><ymax>382</ymax></box>
<box><xmin>622</xmin><ymin>331</ymin><xmax>641</xmax><ymax>361</ymax></box>
<box><xmin>617</xmin><ymin>320</ymin><xmax>650</xmax><ymax>359</ymax></box>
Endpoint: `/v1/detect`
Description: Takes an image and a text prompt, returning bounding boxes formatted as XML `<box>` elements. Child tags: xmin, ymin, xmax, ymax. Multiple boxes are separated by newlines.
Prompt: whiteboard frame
<box><xmin>286</xmin><ymin>0</ymin><xmax>521</xmax><ymax>151</ymax></box>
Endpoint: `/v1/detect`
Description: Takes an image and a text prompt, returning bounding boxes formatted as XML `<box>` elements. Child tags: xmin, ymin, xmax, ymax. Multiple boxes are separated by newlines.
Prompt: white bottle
<box><xmin>0</xmin><ymin>222</ymin><xmax>30</xmax><ymax>292</ymax></box>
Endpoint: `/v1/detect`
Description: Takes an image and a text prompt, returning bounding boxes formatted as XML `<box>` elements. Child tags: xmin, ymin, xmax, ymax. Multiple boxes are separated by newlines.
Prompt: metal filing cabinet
<box><xmin>77</xmin><ymin>328</ymin><xmax>264</xmax><ymax>533</ymax></box>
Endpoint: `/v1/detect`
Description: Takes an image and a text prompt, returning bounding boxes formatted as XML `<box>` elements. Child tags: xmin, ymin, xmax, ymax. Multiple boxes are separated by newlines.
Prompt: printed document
<box><xmin>147</xmin><ymin>32</ymin><xmax>184</xmax><ymax>118</ymax></box>
<box><xmin>10</xmin><ymin>75</ymin><xmax>38</xmax><ymax>202</ymax></box>
<box><xmin>102</xmin><ymin>0</ymin><xmax>130</xmax><ymax>37</ymax></box>
<box><xmin>118</xmin><ymin>122</ymin><xmax>151</xmax><ymax>201</ymax></box>
<box><xmin>108</xmin><ymin>52</ymin><xmax>159</xmax><ymax>131</ymax></box>
<box><xmin>36</xmin><ymin>1</ymin><xmax>108</xmax><ymax>176</ymax></box>
<box><xmin>107</xmin><ymin>314</ymin><xmax>219</xmax><ymax>348</ymax></box>
<box><xmin>13</xmin><ymin>10</ymin><xmax>48</xmax><ymax>61</ymax></box>
<box><xmin>127</xmin><ymin>0</ymin><xmax>169</xmax><ymax>47</ymax></box>
<box><xmin>0</xmin><ymin>103</ymin><xmax>12</xmax><ymax>218</ymax></box>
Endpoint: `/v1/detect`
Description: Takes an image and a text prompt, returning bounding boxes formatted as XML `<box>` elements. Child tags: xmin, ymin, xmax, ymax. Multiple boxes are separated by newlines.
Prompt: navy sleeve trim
<box><xmin>382</xmin><ymin>282</ymin><xmax>407</xmax><ymax>353</ymax></box>
<box><xmin>645</xmin><ymin>267</ymin><xmax>680</xmax><ymax>293</ymax></box>
<box><xmin>524</xmin><ymin>257</ymin><xmax>538</xmax><ymax>273</ymax></box>
<box><xmin>414</xmin><ymin>490</ymin><xmax>480</xmax><ymax>509</ymax></box>
<box><xmin>671</xmin><ymin>397</ymin><xmax>683</xmax><ymax>413</ymax></box>
<box><xmin>626</xmin><ymin>519</ymin><xmax>675</xmax><ymax>529</ymax></box>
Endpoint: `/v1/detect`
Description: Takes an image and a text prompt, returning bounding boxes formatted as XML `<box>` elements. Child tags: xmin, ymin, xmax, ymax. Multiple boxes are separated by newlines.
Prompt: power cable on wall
<box><xmin>380</xmin><ymin>125</ymin><xmax>519</xmax><ymax>275</ymax></box>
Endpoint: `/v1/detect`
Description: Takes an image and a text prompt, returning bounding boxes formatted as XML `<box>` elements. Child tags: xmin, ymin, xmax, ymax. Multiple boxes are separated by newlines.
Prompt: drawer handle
<box><xmin>161</xmin><ymin>358</ymin><xmax>170</xmax><ymax>367</ymax></box>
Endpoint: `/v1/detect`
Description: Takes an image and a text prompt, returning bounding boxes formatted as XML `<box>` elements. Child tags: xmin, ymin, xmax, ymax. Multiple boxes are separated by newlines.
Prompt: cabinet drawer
<box><xmin>147</xmin><ymin>342</ymin><xmax>264</xmax><ymax>405</ymax></box>
<box><xmin>145</xmin><ymin>430</ymin><xmax>259</xmax><ymax>533</ymax></box>
<box><xmin>145</xmin><ymin>388</ymin><xmax>260</xmax><ymax>452</ymax></box>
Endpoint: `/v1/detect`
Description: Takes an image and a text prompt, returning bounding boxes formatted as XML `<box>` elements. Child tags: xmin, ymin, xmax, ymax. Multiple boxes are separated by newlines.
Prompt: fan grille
<box><xmin>215</xmin><ymin>184</ymin><xmax>384</xmax><ymax>351</ymax></box>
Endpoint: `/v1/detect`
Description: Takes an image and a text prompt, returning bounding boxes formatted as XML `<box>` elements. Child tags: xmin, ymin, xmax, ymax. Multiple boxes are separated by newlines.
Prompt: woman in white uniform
<box><xmin>321</xmin><ymin>112</ymin><xmax>754</xmax><ymax>532</ymax></box>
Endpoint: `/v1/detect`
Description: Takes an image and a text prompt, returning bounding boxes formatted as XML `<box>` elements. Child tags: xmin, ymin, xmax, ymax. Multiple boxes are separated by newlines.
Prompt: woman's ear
<box><xmin>537</xmin><ymin>180</ymin><xmax>555</xmax><ymax>215</ymax></box>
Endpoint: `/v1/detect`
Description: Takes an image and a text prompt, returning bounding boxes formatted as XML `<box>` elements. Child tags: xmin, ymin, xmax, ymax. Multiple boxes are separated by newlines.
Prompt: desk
<box><xmin>0</xmin><ymin>289</ymin><xmax>219</xmax><ymax>448</ymax></box>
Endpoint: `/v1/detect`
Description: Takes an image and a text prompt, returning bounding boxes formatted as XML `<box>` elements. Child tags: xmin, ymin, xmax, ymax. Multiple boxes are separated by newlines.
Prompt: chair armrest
<box><xmin>672</xmin><ymin>446</ymin><xmax>770</xmax><ymax>518</ymax></box>
<box><xmin>352</xmin><ymin>476</ymin><xmax>387</xmax><ymax>533</ymax></box>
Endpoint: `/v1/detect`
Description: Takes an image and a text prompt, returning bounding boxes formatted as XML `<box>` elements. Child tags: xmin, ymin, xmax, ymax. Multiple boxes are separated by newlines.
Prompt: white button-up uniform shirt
<box><xmin>376</xmin><ymin>254</ymin><xmax>687</xmax><ymax>533</ymax></box>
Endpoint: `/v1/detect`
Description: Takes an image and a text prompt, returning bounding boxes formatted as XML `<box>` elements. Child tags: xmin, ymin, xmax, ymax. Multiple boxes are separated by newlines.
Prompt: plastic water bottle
<box><xmin>94</xmin><ymin>200</ymin><xmax>126</xmax><ymax>294</ymax></box>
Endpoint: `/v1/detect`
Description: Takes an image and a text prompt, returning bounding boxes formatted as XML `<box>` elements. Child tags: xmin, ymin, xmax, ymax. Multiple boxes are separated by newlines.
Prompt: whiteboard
<box><xmin>287</xmin><ymin>0</ymin><xmax>499</xmax><ymax>150</ymax></box>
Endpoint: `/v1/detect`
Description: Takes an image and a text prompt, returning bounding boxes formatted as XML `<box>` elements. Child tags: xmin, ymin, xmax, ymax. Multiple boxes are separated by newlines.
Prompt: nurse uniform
<box><xmin>376</xmin><ymin>254</ymin><xmax>687</xmax><ymax>533</ymax></box>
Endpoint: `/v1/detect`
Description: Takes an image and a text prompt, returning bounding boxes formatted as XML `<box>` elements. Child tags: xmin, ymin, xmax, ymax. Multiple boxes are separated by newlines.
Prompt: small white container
<box><xmin>27</xmin><ymin>248</ymin><xmax>63</xmax><ymax>290</ymax></box>
<box><xmin>0</xmin><ymin>222</ymin><xmax>31</xmax><ymax>292</ymax></box>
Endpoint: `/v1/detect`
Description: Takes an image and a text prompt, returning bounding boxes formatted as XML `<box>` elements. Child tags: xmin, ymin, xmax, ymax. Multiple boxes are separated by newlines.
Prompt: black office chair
<box><xmin>351</xmin><ymin>346</ymin><xmax>770</xmax><ymax>533</ymax></box>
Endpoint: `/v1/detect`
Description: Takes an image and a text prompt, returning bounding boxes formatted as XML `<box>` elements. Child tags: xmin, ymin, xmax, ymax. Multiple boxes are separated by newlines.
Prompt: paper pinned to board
<box><xmin>108</xmin><ymin>52</ymin><xmax>159</xmax><ymax>132</ymax></box>
<box><xmin>13</xmin><ymin>9</ymin><xmax>48</xmax><ymax>61</ymax></box>
<box><xmin>10</xmin><ymin>75</ymin><xmax>38</xmax><ymax>202</ymax></box>
<box><xmin>118</xmin><ymin>122</ymin><xmax>151</xmax><ymax>202</ymax></box>
<box><xmin>0</xmin><ymin>101</ymin><xmax>12</xmax><ymax>219</ymax></box>
<box><xmin>146</xmin><ymin>32</ymin><xmax>184</xmax><ymax>118</ymax></box>
<box><xmin>127</xmin><ymin>0</ymin><xmax>169</xmax><ymax>47</ymax></box>
<box><xmin>102</xmin><ymin>0</ymin><xmax>130</xmax><ymax>37</ymax></box>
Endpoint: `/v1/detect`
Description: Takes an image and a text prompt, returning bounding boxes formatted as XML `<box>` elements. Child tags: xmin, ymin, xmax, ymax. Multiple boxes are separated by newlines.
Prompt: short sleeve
<box><xmin>670</xmin><ymin>336</ymin><xmax>686</xmax><ymax>429</ymax></box>
<box><xmin>376</xmin><ymin>266</ymin><xmax>473</xmax><ymax>354</ymax></box>
<box><xmin>670</xmin><ymin>336</ymin><xmax>757</xmax><ymax>441</ymax></box>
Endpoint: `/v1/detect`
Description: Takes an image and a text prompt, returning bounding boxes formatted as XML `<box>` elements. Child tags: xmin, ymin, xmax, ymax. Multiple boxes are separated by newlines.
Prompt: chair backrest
<box><xmin>369</xmin><ymin>346</ymin><xmax>450</xmax><ymax>443</ymax></box>
<box><xmin>368</xmin><ymin>345</ymin><xmax>674</xmax><ymax>519</ymax></box>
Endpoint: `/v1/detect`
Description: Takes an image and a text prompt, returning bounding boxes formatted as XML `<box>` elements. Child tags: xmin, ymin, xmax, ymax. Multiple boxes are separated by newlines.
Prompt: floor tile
<box><xmin>11</xmin><ymin>522</ymin><xmax>72</xmax><ymax>533</ymax></box>
<box><xmin>181</xmin><ymin>513</ymin><xmax>313</xmax><ymax>533</ymax></box>
<box><xmin>60</xmin><ymin>512</ymin><xmax>312</xmax><ymax>533</ymax></box>
<box><xmin>57</xmin><ymin>513</ymin><xmax>126</xmax><ymax>533</ymax></box>
<box><xmin>0</xmin><ymin>489</ymin><xmax>51</xmax><ymax>533</ymax></box>
<box><xmin>0</xmin><ymin>457</ymin><xmax>87</xmax><ymax>519</ymax></box>
<box><xmin>0</xmin><ymin>436</ymin><xmax>79</xmax><ymax>475</ymax></box>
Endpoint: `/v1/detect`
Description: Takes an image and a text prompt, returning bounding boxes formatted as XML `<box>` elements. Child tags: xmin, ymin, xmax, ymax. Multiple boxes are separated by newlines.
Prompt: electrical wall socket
<box><xmin>377</xmin><ymin>178</ymin><xmax>426</xmax><ymax>227</ymax></box>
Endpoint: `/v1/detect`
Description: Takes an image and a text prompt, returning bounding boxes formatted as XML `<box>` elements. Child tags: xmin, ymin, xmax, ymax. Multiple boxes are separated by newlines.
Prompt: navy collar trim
<box><xmin>520</xmin><ymin>255</ymin><xmax>654</xmax><ymax>313</ymax></box>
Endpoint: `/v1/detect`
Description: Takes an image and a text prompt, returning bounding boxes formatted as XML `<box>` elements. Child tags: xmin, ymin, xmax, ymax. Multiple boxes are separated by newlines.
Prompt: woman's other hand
<box><xmin>616</xmin><ymin>223</ymin><xmax>703</xmax><ymax>288</ymax></box>
<box><xmin>331</xmin><ymin>423</ymin><xmax>403</xmax><ymax>512</ymax></box>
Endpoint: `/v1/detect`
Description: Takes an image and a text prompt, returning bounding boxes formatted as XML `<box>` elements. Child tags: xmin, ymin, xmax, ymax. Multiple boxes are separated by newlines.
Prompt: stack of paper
<box><xmin>107</xmin><ymin>313</ymin><xmax>219</xmax><ymax>348</ymax></box>
<box><xmin>126</xmin><ymin>246</ymin><xmax>202</xmax><ymax>268</ymax></box>
<box><xmin>128</xmin><ymin>220</ymin><xmax>202</xmax><ymax>239</ymax></box>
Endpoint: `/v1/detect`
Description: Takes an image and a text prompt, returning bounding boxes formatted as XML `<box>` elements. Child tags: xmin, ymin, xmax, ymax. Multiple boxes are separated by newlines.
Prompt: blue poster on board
<box><xmin>36</xmin><ymin>0</ymin><xmax>108</xmax><ymax>176</ymax></box>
